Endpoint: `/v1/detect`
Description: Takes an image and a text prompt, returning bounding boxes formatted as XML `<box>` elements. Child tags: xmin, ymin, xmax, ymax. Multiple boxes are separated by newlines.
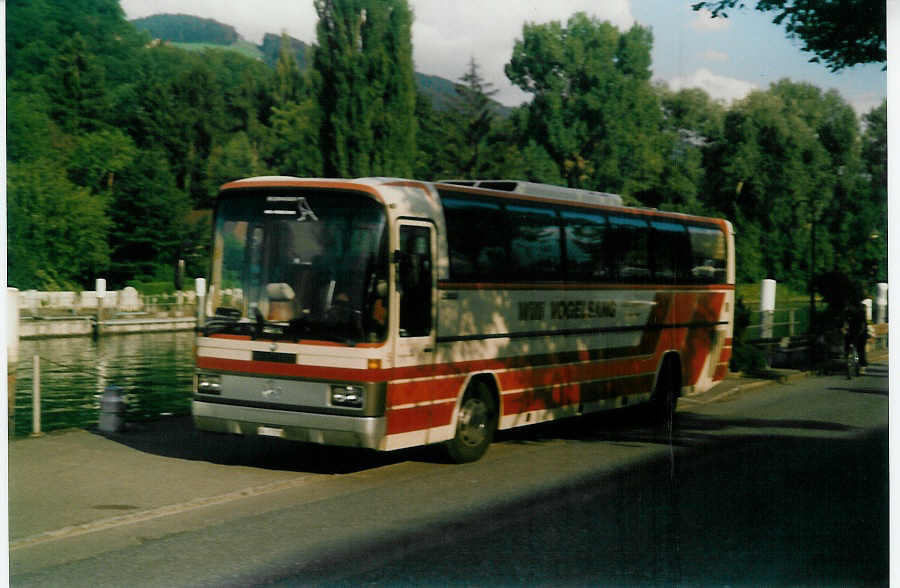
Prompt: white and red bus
<box><xmin>193</xmin><ymin>177</ymin><xmax>734</xmax><ymax>462</ymax></box>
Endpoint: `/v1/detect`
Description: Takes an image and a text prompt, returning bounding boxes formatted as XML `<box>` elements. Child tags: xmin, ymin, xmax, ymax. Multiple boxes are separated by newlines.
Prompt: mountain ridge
<box><xmin>130</xmin><ymin>12</ymin><xmax>510</xmax><ymax>114</ymax></box>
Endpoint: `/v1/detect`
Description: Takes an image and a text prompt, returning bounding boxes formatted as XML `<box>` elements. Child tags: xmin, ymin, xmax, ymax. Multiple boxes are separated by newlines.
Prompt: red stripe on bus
<box><xmin>196</xmin><ymin>356</ymin><xmax>374</xmax><ymax>381</ymax></box>
<box><xmin>438</xmin><ymin>282</ymin><xmax>735</xmax><ymax>292</ymax></box>
<box><xmin>713</xmin><ymin>364</ymin><xmax>729</xmax><ymax>381</ymax></box>
<box><xmin>718</xmin><ymin>347</ymin><xmax>732</xmax><ymax>364</ymax></box>
<box><xmin>429</xmin><ymin>402</ymin><xmax>456</xmax><ymax>429</ymax></box>
<box><xmin>502</xmin><ymin>382</ymin><xmax>582</xmax><ymax>414</ymax></box>
<box><xmin>386</xmin><ymin>405</ymin><xmax>431</xmax><ymax>435</ymax></box>
<box><xmin>387</xmin><ymin>376</ymin><xmax>465</xmax><ymax>406</ymax></box>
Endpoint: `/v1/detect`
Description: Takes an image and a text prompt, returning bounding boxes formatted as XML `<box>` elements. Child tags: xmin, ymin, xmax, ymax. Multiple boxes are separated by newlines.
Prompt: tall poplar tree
<box><xmin>313</xmin><ymin>0</ymin><xmax>416</xmax><ymax>178</ymax></box>
<box><xmin>274</xmin><ymin>32</ymin><xmax>304</xmax><ymax>105</ymax></box>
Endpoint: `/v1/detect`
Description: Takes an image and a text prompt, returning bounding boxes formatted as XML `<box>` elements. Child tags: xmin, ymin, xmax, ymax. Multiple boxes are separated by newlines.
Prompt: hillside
<box><xmin>131</xmin><ymin>13</ymin><xmax>509</xmax><ymax>114</ymax></box>
<box><xmin>131</xmin><ymin>13</ymin><xmax>240</xmax><ymax>45</ymax></box>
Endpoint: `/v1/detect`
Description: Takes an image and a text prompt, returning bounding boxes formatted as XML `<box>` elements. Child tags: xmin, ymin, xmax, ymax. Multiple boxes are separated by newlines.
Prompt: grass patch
<box><xmin>169</xmin><ymin>41</ymin><xmax>263</xmax><ymax>61</ymax></box>
<box><xmin>736</xmin><ymin>283</ymin><xmax>812</xmax><ymax>306</ymax></box>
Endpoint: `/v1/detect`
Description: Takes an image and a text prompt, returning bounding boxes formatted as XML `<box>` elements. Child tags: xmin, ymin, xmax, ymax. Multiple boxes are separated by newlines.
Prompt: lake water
<box><xmin>11</xmin><ymin>331</ymin><xmax>195</xmax><ymax>437</ymax></box>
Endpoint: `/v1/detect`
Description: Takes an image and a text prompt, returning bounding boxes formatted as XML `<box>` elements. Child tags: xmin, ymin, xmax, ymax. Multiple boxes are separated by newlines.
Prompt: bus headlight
<box><xmin>330</xmin><ymin>385</ymin><xmax>364</xmax><ymax>408</ymax></box>
<box><xmin>197</xmin><ymin>374</ymin><xmax>222</xmax><ymax>395</ymax></box>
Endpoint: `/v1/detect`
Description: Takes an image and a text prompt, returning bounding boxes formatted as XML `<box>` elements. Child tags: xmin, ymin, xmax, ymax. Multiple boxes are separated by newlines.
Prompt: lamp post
<box><xmin>807</xmin><ymin>212</ymin><xmax>818</xmax><ymax>370</ymax></box>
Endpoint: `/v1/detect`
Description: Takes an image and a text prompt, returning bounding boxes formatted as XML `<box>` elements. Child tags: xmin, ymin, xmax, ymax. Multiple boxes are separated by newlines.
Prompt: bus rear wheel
<box><xmin>444</xmin><ymin>381</ymin><xmax>497</xmax><ymax>463</ymax></box>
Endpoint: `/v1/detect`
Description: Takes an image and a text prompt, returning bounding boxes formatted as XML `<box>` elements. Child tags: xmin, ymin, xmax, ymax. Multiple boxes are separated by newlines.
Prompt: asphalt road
<box><xmin>10</xmin><ymin>362</ymin><xmax>889</xmax><ymax>587</ymax></box>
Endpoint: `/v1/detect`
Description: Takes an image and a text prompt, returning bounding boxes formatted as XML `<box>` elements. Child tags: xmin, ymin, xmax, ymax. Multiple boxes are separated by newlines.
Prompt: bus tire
<box><xmin>444</xmin><ymin>380</ymin><xmax>497</xmax><ymax>463</ymax></box>
<box><xmin>649</xmin><ymin>356</ymin><xmax>680</xmax><ymax>427</ymax></box>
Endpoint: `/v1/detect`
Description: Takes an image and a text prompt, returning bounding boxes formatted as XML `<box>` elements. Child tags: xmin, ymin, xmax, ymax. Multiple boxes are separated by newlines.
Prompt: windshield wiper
<box><xmin>201</xmin><ymin>316</ymin><xmax>255</xmax><ymax>337</ymax></box>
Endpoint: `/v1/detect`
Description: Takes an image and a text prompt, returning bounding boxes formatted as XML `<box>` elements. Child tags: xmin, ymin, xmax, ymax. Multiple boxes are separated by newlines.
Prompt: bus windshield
<box><xmin>207</xmin><ymin>189</ymin><xmax>389</xmax><ymax>344</ymax></box>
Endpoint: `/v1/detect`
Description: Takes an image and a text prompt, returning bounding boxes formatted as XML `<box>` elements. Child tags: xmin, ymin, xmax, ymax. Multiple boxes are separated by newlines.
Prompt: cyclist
<box><xmin>843</xmin><ymin>301</ymin><xmax>869</xmax><ymax>374</ymax></box>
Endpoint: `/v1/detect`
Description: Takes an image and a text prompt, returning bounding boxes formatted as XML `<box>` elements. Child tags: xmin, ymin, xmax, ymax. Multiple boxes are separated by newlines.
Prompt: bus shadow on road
<box><xmin>494</xmin><ymin>404</ymin><xmax>863</xmax><ymax>452</ymax></box>
<box><xmin>93</xmin><ymin>415</ymin><xmax>438</xmax><ymax>474</ymax></box>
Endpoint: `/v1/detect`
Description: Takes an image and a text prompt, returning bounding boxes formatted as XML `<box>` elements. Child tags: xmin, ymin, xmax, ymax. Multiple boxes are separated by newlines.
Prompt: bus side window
<box><xmin>650</xmin><ymin>220</ymin><xmax>691</xmax><ymax>283</ymax></box>
<box><xmin>506</xmin><ymin>204</ymin><xmax>563</xmax><ymax>281</ymax></box>
<box><xmin>608</xmin><ymin>215</ymin><xmax>650</xmax><ymax>282</ymax></box>
<box><xmin>562</xmin><ymin>210</ymin><xmax>610</xmax><ymax>282</ymax></box>
<box><xmin>688</xmin><ymin>225</ymin><xmax>727</xmax><ymax>283</ymax></box>
<box><xmin>439</xmin><ymin>193</ymin><xmax>507</xmax><ymax>282</ymax></box>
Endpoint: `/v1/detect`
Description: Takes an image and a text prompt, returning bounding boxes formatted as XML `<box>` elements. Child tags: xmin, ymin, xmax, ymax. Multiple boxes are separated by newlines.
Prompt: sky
<box><xmin>121</xmin><ymin>0</ymin><xmax>886</xmax><ymax>116</ymax></box>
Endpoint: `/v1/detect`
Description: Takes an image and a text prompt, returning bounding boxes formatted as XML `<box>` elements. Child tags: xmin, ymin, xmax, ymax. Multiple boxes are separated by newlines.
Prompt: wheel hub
<box><xmin>458</xmin><ymin>398</ymin><xmax>488</xmax><ymax>447</ymax></box>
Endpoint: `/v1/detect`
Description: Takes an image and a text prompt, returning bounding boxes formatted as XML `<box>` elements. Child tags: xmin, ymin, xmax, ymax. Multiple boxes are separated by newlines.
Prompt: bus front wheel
<box><xmin>444</xmin><ymin>381</ymin><xmax>497</xmax><ymax>463</ymax></box>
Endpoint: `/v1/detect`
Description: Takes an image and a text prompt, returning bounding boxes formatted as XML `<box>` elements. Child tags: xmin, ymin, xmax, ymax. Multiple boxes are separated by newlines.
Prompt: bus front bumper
<box><xmin>192</xmin><ymin>400</ymin><xmax>387</xmax><ymax>450</ymax></box>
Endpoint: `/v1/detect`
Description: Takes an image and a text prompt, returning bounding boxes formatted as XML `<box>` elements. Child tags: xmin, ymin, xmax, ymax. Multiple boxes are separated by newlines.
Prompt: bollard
<box><xmin>31</xmin><ymin>355</ymin><xmax>42</xmax><ymax>437</ymax></box>
<box><xmin>99</xmin><ymin>385</ymin><xmax>126</xmax><ymax>433</ymax></box>
<box><xmin>760</xmin><ymin>279</ymin><xmax>776</xmax><ymax>339</ymax></box>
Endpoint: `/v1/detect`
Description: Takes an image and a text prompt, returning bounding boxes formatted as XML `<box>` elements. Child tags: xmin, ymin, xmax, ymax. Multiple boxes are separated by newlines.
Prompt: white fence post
<box><xmin>195</xmin><ymin>278</ymin><xmax>207</xmax><ymax>326</ymax></box>
<box><xmin>760</xmin><ymin>279</ymin><xmax>776</xmax><ymax>339</ymax></box>
<box><xmin>32</xmin><ymin>355</ymin><xmax>41</xmax><ymax>437</ymax></box>
<box><xmin>95</xmin><ymin>278</ymin><xmax>106</xmax><ymax>338</ymax></box>
<box><xmin>875</xmin><ymin>283</ymin><xmax>888</xmax><ymax>324</ymax></box>
<box><xmin>8</xmin><ymin>288</ymin><xmax>19</xmax><ymax>433</ymax></box>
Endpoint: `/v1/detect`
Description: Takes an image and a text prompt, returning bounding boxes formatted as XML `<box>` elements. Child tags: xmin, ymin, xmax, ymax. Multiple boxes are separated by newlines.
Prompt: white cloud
<box><xmin>411</xmin><ymin>0</ymin><xmax>635</xmax><ymax>106</ymax></box>
<box><xmin>691</xmin><ymin>8</ymin><xmax>729</xmax><ymax>31</ymax></box>
<box><xmin>668</xmin><ymin>68</ymin><xmax>756</xmax><ymax>103</ymax></box>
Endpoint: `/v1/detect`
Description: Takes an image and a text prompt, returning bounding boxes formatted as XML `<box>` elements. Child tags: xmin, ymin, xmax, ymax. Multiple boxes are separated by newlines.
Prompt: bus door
<box><xmin>394</xmin><ymin>221</ymin><xmax>437</xmax><ymax>368</ymax></box>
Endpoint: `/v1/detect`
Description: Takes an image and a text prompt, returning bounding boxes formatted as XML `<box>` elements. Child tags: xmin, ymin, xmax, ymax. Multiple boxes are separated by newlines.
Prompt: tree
<box><xmin>46</xmin><ymin>33</ymin><xmax>110</xmax><ymax>133</ymax></box>
<box><xmin>207</xmin><ymin>132</ymin><xmax>270</xmax><ymax>191</ymax></box>
<box><xmin>691</xmin><ymin>1</ymin><xmax>886</xmax><ymax>71</ymax></box>
<box><xmin>702</xmin><ymin>87</ymin><xmax>828</xmax><ymax>284</ymax></box>
<box><xmin>107</xmin><ymin>150</ymin><xmax>192</xmax><ymax>285</ymax></box>
<box><xmin>313</xmin><ymin>0</ymin><xmax>416</xmax><ymax>177</ymax></box>
<box><xmin>67</xmin><ymin>129</ymin><xmax>137</xmax><ymax>193</ymax></box>
<box><xmin>8</xmin><ymin>159</ymin><xmax>111</xmax><ymax>289</ymax></box>
<box><xmin>651</xmin><ymin>86</ymin><xmax>726</xmax><ymax>213</ymax></box>
<box><xmin>273</xmin><ymin>32</ymin><xmax>305</xmax><ymax>105</ymax></box>
<box><xmin>445</xmin><ymin>57</ymin><xmax>499</xmax><ymax>177</ymax></box>
<box><xmin>505</xmin><ymin>14</ymin><xmax>664</xmax><ymax>194</ymax></box>
<box><xmin>857</xmin><ymin>101</ymin><xmax>888</xmax><ymax>283</ymax></box>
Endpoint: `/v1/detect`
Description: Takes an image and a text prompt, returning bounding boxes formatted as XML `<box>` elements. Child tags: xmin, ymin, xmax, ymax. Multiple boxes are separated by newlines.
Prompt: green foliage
<box><xmin>506</xmin><ymin>14</ymin><xmax>664</xmax><ymax>193</ymax></box>
<box><xmin>313</xmin><ymin>0</ymin><xmax>417</xmax><ymax>177</ymax></box>
<box><xmin>68</xmin><ymin>129</ymin><xmax>137</xmax><ymax>192</ymax></box>
<box><xmin>131</xmin><ymin>13</ymin><xmax>240</xmax><ymax>44</ymax></box>
<box><xmin>107</xmin><ymin>149</ymin><xmax>191</xmax><ymax>285</ymax></box>
<box><xmin>270</xmin><ymin>100</ymin><xmax>324</xmax><ymax>176</ymax></box>
<box><xmin>169</xmin><ymin>41</ymin><xmax>265</xmax><ymax>62</ymax></box>
<box><xmin>260</xmin><ymin>33</ymin><xmax>310</xmax><ymax>69</ymax></box>
<box><xmin>692</xmin><ymin>1</ymin><xmax>885</xmax><ymax>71</ymax></box>
<box><xmin>46</xmin><ymin>33</ymin><xmax>111</xmax><ymax>133</ymax></box>
<box><xmin>443</xmin><ymin>58</ymin><xmax>499</xmax><ymax>177</ymax></box>
<box><xmin>273</xmin><ymin>33</ymin><xmax>305</xmax><ymax>104</ymax></box>
<box><xmin>8</xmin><ymin>159</ymin><xmax>111</xmax><ymax>289</ymax></box>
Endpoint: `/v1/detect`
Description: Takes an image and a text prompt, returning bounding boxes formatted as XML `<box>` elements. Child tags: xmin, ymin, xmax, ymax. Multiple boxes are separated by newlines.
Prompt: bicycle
<box><xmin>846</xmin><ymin>342</ymin><xmax>860</xmax><ymax>380</ymax></box>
